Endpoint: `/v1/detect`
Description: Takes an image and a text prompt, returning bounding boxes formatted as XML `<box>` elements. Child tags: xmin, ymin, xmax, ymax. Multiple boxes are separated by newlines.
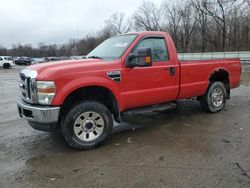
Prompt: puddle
<box><xmin>241</xmin><ymin>65</ymin><xmax>250</xmax><ymax>87</ymax></box>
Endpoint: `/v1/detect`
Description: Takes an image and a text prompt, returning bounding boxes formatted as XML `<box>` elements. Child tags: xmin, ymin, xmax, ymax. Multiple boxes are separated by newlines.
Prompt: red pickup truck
<box><xmin>17</xmin><ymin>31</ymin><xmax>241</xmax><ymax>150</ymax></box>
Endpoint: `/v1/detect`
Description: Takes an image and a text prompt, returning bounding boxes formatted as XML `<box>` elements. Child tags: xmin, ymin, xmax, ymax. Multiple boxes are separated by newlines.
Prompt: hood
<box><xmin>28</xmin><ymin>58</ymin><xmax>119</xmax><ymax>80</ymax></box>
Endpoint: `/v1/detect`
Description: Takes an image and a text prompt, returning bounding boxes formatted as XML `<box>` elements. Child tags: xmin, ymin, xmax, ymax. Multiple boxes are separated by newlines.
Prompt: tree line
<box><xmin>0</xmin><ymin>0</ymin><xmax>249</xmax><ymax>57</ymax></box>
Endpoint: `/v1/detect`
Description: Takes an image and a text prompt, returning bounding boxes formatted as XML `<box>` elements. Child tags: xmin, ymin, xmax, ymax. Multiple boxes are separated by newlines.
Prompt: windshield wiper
<box><xmin>87</xmin><ymin>55</ymin><xmax>103</xmax><ymax>59</ymax></box>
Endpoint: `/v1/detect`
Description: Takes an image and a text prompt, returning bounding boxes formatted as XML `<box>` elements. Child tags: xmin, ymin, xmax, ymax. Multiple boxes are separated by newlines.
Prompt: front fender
<box><xmin>51</xmin><ymin>76</ymin><xmax>121</xmax><ymax>107</ymax></box>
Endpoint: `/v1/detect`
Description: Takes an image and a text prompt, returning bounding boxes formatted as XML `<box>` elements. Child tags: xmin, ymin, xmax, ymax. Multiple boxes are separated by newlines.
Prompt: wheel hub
<box><xmin>82</xmin><ymin>120</ymin><xmax>95</xmax><ymax>132</ymax></box>
<box><xmin>73</xmin><ymin>111</ymin><xmax>105</xmax><ymax>142</ymax></box>
<box><xmin>211</xmin><ymin>87</ymin><xmax>224</xmax><ymax>107</ymax></box>
<box><xmin>85</xmin><ymin>122</ymin><xmax>94</xmax><ymax>130</ymax></box>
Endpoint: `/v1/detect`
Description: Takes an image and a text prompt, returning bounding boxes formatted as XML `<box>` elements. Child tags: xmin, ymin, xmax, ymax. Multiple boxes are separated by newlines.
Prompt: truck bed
<box><xmin>178</xmin><ymin>58</ymin><xmax>241</xmax><ymax>99</ymax></box>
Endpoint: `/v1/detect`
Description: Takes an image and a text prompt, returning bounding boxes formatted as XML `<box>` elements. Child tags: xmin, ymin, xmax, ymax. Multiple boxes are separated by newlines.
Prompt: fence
<box><xmin>178</xmin><ymin>51</ymin><xmax>250</xmax><ymax>64</ymax></box>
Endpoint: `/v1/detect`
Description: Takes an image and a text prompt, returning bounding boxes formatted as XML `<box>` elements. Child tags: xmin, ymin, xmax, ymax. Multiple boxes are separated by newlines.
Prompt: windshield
<box><xmin>87</xmin><ymin>34</ymin><xmax>137</xmax><ymax>60</ymax></box>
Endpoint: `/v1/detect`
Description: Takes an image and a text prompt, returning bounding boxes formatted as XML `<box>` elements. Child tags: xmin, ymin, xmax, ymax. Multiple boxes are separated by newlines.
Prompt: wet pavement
<box><xmin>0</xmin><ymin>65</ymin><xmax>250</xmax><ymax>187</ymax></box>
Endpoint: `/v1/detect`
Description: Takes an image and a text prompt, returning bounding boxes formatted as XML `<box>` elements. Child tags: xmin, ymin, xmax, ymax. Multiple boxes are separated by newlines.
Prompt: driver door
<box><xmin>121</xmin><ymin>36</ymin><xmax>179</xmax><ymax>110</ymax></box>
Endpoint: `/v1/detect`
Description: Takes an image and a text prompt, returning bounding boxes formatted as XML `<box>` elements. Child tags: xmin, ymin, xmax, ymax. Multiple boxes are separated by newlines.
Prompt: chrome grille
<box><xmin>19</xmin><ymin>73</ymin><xmax>31</xmax><ymax>101</ymax></box>
<box><xmin>19</xmin><ymin>69</ymin><xmax>38</xmax><ymax>103</ymax></box>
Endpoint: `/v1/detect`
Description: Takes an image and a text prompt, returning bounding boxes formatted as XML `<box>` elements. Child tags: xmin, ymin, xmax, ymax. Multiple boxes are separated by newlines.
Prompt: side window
<box><xmin>0</xmin><ymin>57</ymin><xmax>2</xmax><ymax>61</ymax></box>
<box><xmin>134</xmin><ymin>38</ymin><xmax>168</xmax><ymax>62</ymax></box>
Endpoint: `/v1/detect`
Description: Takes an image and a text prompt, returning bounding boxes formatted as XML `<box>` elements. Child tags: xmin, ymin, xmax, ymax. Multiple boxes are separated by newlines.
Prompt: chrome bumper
<box><xmin>17</xmin><ymin>97</ymin><xmax>60</xmax><ymax>123</ymax></box>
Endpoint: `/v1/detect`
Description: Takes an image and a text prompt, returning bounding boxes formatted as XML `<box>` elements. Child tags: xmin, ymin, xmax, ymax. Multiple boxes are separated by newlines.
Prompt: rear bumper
<box><xmin>17</xmin><ymin>97</ymin><xmax>60</xmax><ymax>131</ymax></box>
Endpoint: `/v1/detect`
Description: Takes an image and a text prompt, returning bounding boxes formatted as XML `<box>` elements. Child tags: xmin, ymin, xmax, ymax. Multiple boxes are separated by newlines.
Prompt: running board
<box><xmin>122</xmin><ymin>102</ymin><xmax>177</xmax><ymax>116</ymax></box>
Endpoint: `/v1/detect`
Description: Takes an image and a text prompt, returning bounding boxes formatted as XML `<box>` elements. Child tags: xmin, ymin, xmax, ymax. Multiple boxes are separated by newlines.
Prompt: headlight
<box><xmin>36</xmin><ymin>81</ymin><xmax>56</xmax><ymax>105</ymax></box>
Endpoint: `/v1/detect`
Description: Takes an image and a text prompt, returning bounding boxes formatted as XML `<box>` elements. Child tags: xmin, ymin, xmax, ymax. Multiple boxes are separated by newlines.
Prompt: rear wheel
<box><xmin>200</xmin><ymin>81</ymin><xmax>227</xmax><ymax>113</ymax></box>
<box><xmin>3</xmin><ymin>63</ymin><xmax>10</xmax><ymax>69</ymax></box>
<box><xmin>61</xmin><ymin>101</ymin><xmax>113</xmax><ymax>150</ymax></box>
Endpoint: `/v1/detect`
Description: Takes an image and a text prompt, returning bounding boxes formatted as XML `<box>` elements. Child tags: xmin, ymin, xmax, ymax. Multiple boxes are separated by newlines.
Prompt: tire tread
<box><xmin>61</xmin><ymin>100</ymin><xmax>113</xmax><ymax>150</ymax></box>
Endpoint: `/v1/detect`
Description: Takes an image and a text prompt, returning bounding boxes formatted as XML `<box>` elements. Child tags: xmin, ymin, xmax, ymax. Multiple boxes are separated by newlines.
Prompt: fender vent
<box><xmin>107</xmin><ymin>71</ymin><xmax>121</xmax><ymax>82</ymax></box>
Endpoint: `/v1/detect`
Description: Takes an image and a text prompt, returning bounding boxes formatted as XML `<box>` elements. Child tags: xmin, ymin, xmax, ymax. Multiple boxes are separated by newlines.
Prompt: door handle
<box><xmin>164</xmin><ymin>67</ymin><xmax>175</xmax><ymax>76</ymax></box>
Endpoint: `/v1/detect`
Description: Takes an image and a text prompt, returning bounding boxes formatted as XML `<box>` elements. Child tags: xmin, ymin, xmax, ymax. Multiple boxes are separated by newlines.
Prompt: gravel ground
<box><xmin>0</xmin><ymin>65</ymin><xmax>250</xmax><ymax>188</ymax></box>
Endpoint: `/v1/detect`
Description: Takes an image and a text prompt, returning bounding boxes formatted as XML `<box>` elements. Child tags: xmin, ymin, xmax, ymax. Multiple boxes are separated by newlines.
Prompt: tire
<box><xmin>3</xmin><ymin>63</ymin><xmax>10</xmax><ymax>69</ymax></box>
<box><xmin>200</xmin><ymin>81</ymin><xmax>227</xmax><ymax>113</ymax></box>
<box><xmin>61</xmin><ymin>101</ymin><xmax>113</xmax><ymax>150</ymax></box>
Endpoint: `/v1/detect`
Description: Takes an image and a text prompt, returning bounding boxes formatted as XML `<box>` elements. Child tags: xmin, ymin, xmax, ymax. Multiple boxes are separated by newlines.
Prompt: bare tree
<box><xmin>103</xmin><ymin>12</ymin><xmax>132</xmax><ymax>36</ymax></box>
<box><xmin>133</xmin><ymin>1</ymin><xmax>163</xmax><ymax>31</ymax></box>
<box><xmin>241</xmin><ymin>6</ymin><xmax>250</xmax><ymax>49</ymax></box>
<box><xmin>179</xmin><ymin>2</ymin><xmax>198</xmax><ymax>52</ymax></box>
<box><xmin>162</xmin><ymin>0</ymin><xmax>197</xmax><ymax>52</ymax></box>
<box><xmin>162</xmin><ymin>0</ymin><xmax>182</xmax><ymax>47</ymax></box>
<box><xmin>201</xmin><ymin>0</ymin><xmax>246</xmax><ymax>51</ymax></box>
<box><xmin>0</xmin><ymin>46</ymin><xmax>7</xmax><ymax>55</ymax></box>
<box><xmin>191</xmin><ymin>0</ymin><xmax>209</xmax><ymax>52</ymax></box>
<box><xmin>1</xmin><ymin>0</ymin><xmax>250</xmax><ymax>57</ymax></box>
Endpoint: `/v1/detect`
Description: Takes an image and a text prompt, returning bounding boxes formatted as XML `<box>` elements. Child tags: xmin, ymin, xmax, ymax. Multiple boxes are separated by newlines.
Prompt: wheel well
<box><xmin>209</xmin><ymin>69</ymin><xmax>230</xmax><ymax>98</ymax></box>
<box><xmin>60</xmin><ymin>86</ymin><xmax>120</xmax><ymax>122</ymax></box>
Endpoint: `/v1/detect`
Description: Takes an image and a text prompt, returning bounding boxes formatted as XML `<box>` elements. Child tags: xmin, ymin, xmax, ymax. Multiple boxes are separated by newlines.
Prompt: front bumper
<box><xmin>17</xmin><ymin>97</ymin><xmax>60</xmax><ymax>124</ymax></box>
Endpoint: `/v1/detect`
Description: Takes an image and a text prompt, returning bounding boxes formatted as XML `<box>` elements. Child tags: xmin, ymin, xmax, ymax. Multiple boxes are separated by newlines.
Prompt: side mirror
<box><xmin>126</xmin><ymin>48</ymin><xmax>152</xmax><ymax>67</ymax></box>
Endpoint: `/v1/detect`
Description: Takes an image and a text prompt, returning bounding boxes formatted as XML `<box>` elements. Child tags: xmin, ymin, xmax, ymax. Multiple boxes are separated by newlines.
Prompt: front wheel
<box><xmin>200</xmin><ymin>81</ymin><xmax>227</xmax><ymax>113</ymax></box>
<box><xmin>61</xmin><ymin>101</ymin><xmax>113</xmax><ymax>150</ymax></box>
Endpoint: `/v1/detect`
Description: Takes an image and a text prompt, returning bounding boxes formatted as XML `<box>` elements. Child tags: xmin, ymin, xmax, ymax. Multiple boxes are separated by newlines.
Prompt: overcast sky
<box><xmin>0</xmin><ymin>0</ymin><xmax>162</xmax><ymax>48</ymax></box>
